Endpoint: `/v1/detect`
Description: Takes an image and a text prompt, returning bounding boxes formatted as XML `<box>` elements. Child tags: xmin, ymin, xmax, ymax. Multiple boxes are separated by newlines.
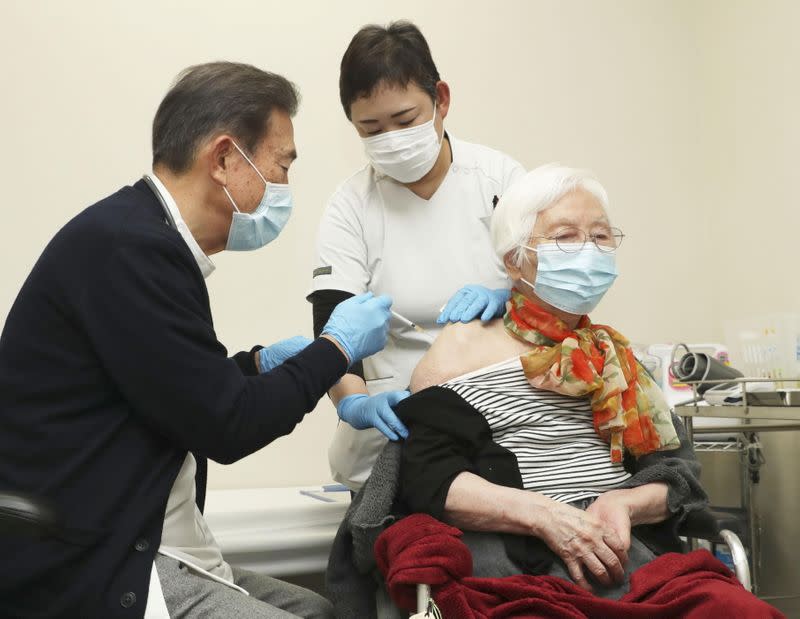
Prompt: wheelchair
<box><xmin>409</xmin><ymin>507</ymin><xmax>752</xmax><ymax>615</ymax></box>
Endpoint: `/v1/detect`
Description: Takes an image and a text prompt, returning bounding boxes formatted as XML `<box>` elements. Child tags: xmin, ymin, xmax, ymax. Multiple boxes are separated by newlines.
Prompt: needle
<box><xmin>391</xmin><ymin>310</ymin><xmax>436</xmax><ymax>343</ymax></box>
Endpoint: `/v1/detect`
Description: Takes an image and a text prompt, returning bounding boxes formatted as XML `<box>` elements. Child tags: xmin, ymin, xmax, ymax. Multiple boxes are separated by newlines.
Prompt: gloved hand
<box><xmin>258</xmin><ymin>336</ymin><xmax>313</xmax><ymax>373</ymax></box>
<box><xmin>322</xmin><ymin>292</ymin><xmax>392</xmax><ymax>364</ymax></box>
<box><xmin>437</xmin><ymin>285</ymin><xmax>511</xmax><ymax>324</ymax></box>
<box><xmin>336</xmin><ymin>391</ymin><xmax>410</xmax><ymax>441</ymax></box>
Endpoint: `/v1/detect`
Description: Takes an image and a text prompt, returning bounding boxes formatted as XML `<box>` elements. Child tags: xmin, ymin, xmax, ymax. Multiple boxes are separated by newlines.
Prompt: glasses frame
<box><xmin>530</xmin><ymin>226</ymin><xmax>625</xmax><ymax>253</ymax></box>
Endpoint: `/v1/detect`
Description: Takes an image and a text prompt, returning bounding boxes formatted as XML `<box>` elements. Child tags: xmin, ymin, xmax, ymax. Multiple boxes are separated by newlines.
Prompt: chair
<box><xmin>410</xmin><ymin>508</ymin><xmax>752</xmax><ymax>615</ymax></box>
<box><xmin>679</xmin><ymin>506</ymin><xmax>751</xmax><ymax>590</ymax></box>
<box><xmin>0</xmin><ymin>492</ymin><xmax>59</xmax><ymax>539</ymax></box>
<box><xmin>328</xmin><ymin>442</ymin><xmax>754</xmax><ymax>618</ymax></box>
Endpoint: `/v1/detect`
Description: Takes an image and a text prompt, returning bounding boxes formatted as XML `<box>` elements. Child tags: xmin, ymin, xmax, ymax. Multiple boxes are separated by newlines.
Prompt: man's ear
<box><xmin>207</xmin><ymin>135</ymin><xmax>236</xmax><ymax>186</ymax></box>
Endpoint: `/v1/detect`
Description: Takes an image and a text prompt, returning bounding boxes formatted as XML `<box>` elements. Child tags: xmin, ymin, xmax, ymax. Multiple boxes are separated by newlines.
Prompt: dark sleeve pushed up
<box><xmin>394</xmin><ymin>386</ymin><xmax>524</xmax><ymax>520</ymax></box>
<box><xmin>394</xmin><ymin>386</ymin><xmax>553</xmax><ymax>575</ymax></box>
<box><xmin>620</xmin><ymin>412</ymin><xmax>709</xmax><ymax>552</ymax></box>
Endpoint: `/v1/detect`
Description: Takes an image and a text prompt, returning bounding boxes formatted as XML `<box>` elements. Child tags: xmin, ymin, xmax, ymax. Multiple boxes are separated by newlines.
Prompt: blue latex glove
<box><xmin>437</xmin><ymin>285</ymin><xmax>511</xmax><ymax>324</ymax></box>
<box><xmin>322</xmin><ymin>292</ymin><xmax>392</xmax><ymax>364</ymax></box>
<box><xmin>258</xmin><ymin>336</ymin><xmax>313</xmax><ymax>373</ymax></box>
<box><xmin>336</xmin><ymin>391</ymin><xmax>410</xmax><ymax>441</ymax></box>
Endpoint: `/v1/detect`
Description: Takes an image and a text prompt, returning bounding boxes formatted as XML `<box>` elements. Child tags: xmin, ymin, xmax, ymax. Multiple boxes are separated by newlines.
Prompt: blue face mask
<box><xmin>520</xmin><ymin>242</ymin><xmax>618</xmax><ymax>315</ymax></box>
<box><xmin>222</xmin><ymin>141</ymin><xmax>293</xmax><ymax>251</ymax></box>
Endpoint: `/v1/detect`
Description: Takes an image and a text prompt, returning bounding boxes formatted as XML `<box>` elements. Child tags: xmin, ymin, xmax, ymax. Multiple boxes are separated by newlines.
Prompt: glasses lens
<box><xmin>592</xmin><ymin>227</ymin><xmax>624</xmax><ymax>252</ymax></box>
<box><xmin>552</xmin><ymin>227</ymin><xmax>586</xmax><ymax>253</ymax></box>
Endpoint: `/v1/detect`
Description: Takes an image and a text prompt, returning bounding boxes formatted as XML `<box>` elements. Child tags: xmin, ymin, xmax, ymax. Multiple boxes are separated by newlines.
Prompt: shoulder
<box><xmin>52</xmin><ymin>183</ymin><xmax>180</xmax><ymax>256</ymax></box>
<box><xmin>450</xmin><ymin>136</ymin><xmax>525</xmax><ymax>189</ymax></box>
<box><xmin>409</xmin><ymin>319</ymin><xmax>517</xmax><ymax>393</ymax></box>
<box><xmin>72</xmin><ymin>185</ymin><xmax>192</xmax><ymax>272</ymax></box>
<box><xmin>324</xmin><ymin>164</ymin><xmax>382</xmax><ymax>218</ymax></box>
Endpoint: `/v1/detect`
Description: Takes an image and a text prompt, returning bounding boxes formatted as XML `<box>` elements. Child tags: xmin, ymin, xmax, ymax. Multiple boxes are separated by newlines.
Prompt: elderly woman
<box><xmin>326</xmin><ymin>165</ymin><xmax>780</xmax><ymax>618</ymax></box>
<box><xmin>392</xmin><ymin>165</ymin><xmax>724</xmax><ymax>598</ymax></box>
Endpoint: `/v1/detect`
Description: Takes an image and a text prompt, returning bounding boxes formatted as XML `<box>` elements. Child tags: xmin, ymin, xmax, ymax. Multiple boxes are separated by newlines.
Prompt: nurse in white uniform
<box><xmin>308</xmin><ymin>21</ymin><xmax>526</xmax><ymax>490</ymax></box>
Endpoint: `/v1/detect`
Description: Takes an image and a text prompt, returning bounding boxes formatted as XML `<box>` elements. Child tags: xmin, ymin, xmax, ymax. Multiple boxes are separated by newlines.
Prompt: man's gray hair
<box><xmin>152</xmin><ymin>61</ymin><xmax>300</xmax><ymax>173</ymax></box>
<box><xmin>491</xmin><ymin>163</ymin><xmax>610</xmax><ymax>267</ymax></box>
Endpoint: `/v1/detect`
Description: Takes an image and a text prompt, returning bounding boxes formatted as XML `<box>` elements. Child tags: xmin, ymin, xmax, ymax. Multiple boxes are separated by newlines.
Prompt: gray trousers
<box><xmin>154</xmin><ymin>555</ymin><xmax>334</xmax><ymax>618</ymax></box>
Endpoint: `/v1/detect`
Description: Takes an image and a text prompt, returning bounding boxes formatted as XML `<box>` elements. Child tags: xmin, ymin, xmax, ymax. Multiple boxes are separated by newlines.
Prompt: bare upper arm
<box><xmin>409</xmin><ymin>320</ymin><xmax>509</xmax><ymax>393</ymax></box>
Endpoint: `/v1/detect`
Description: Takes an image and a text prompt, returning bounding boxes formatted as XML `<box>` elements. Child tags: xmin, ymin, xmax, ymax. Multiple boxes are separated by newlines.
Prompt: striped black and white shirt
<box><xmin>441</xmin><ymin>356</ymin><xmax>631</xmax><ymax>504</ymax></box>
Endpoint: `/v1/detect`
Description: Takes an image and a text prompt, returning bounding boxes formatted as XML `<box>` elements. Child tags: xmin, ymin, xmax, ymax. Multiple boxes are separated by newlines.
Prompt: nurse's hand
<box><xmin>437</xmin><ymin>285</ymin><xmax>510</xmax><ymax>324</ymax></box>
<box><xmin>322</xmin><ymin>292</ymin><xmax>392</xmax><ymax>365</ymax></box>
<box><xmin>336</xmin><ymin>391</ymin><xmax>410</xmax><ymax>441</ymax></box>
<box><xmin>257</xmin><ymin>336</ymin><xmax>313</xmax><ymax>373</ymax></box>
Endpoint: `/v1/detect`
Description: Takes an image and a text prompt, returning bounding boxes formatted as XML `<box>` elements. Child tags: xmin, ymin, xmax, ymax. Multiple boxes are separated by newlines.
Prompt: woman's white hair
<box><xmin>491</xmin><ymin>163</ymin><xmax>610</xmax><ymax>267</ymax></box>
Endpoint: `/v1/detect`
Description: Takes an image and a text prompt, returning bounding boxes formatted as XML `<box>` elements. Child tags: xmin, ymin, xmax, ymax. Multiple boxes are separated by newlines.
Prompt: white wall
<box><xmin>1</xmin><ymin>0</ymin><xmax>795</xmax><ymax>489</ymax></box>
<box><xmin>697</xmin><ymin>0</ymin><xmax>800</xmax><ymax>333</ymax></box>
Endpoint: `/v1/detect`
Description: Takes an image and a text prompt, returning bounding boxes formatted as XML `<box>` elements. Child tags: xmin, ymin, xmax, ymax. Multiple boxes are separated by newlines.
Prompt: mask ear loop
<box><xmin>226</xmin><ymin>140</ymin><xmax>272</xmax><ymax>214</ymax></box>
<box><xmin>231</xmin><ymin>140</ymin><xmax>269</xmax><ymax>185</ymax></box>
<box><xmin>516</xmin><ymin>244</ymin><xmax>538</xmax><ymax>293</ymax></box>
<box><xmin>222</xmin><ymin>186</ymin><xmax>241</xmax><ymax>213</ymax></box>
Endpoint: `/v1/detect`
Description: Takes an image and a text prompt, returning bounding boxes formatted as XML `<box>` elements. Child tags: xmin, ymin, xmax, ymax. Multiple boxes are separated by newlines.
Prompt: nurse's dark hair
<box><xmin>152</xmin><ymin>61</ymin><xmax>299</xmax><ymax>173</ymax></box>
<box><xmin>339</xmin><ymin>21</ymin><xmax>440</xmax><ymax>120</ymax></box>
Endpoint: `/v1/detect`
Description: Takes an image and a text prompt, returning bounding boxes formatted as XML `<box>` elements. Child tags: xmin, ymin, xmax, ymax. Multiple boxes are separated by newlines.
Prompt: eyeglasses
<box><xmin>529</xmin><ymin>226</ymin><xmax>625</xmax><ymax>253</ymax></box>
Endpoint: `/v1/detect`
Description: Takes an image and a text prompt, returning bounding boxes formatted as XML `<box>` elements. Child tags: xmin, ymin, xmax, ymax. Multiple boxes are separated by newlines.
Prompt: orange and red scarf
<box><xmin>504</xmin><ymin>289</ymin><xmax>680</xmax><ymax>462</ymax></box>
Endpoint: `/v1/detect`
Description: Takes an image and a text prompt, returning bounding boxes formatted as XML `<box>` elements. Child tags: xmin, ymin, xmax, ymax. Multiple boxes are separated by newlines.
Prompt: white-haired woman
<box><xmin>395</xmin><ymin>164</ymin><xmax>703</xmax><ymax>597</ymax></box>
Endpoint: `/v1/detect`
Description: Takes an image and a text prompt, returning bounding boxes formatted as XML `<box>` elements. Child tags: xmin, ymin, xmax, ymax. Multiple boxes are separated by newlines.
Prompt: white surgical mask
<box><xmin>361</xmin><ymin>105</ymin><xmax>442</xmax><ymax>183</ymax></box>
<box><xmin>520</xmin><ymin>242</ymin><xmax>618</xmax><ymax>315</ymax></box>
<box><xmin>222</xmin><ymin>142</ymin><xmax>293</xmax><ymax>251</ymax></box>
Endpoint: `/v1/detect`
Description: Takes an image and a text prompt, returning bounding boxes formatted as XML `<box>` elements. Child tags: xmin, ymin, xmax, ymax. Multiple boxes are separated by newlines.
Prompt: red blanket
<box><xmin>375</xmin><ymin>514</ymin><xmax>784</xmax><ymax>619</ymax></box>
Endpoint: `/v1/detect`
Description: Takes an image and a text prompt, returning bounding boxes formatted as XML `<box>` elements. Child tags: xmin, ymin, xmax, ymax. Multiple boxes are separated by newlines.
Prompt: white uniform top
<box><xmin>309</xmin><ymin>135</ymin><xmax>525</xmax><ymax>489</ymax></box>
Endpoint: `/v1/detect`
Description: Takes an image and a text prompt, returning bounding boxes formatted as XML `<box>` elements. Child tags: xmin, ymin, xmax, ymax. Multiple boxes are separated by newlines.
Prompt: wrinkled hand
<box><xmin>336</xmin><ymin>391</ymin><xmax>410</xmax><ymax>441</ymax></box>
<box><xmin>437</xmin><ymin>285</ymin><xmax>510</xmax><ymax>324</ymax></box>
<box><xmin>584</xmin><ymin>491</ymin><xmax>633</xmax><ymax>554</ymax></box>
<box><xmin>258</xmin><ymin>336</ymin><xmax>313</xmax><ymax>373</ymax></box>
<box><xmin>537</xmin><ymin>500</ymin><xmax>628</xmax><ymax>591</ymax></box>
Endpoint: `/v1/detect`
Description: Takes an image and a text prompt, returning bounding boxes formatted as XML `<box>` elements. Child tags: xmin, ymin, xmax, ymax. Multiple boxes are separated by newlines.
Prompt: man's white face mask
<box><xmin>361</xmin><ymin>105</ymin><xmax>442</xmax><ymax>183</ymax></box>
<box><xmin>222</xmin><ymin>141</ymin><xmax>293</xmax><ymax>251</ymax></box>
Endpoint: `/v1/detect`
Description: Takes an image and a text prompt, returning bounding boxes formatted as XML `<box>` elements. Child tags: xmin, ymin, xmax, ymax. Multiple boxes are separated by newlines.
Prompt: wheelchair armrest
<box><xmin>677</xmin><ymin>507</ymin><xmax>752</xmax><ymax>592</ymax></box>
<box><xmin>678</xmin><ymin>506</ymin><xmax>749</xmax><ymax>543</ymax></box>
<box><xmin>0</xmin><ymin>492</ymin><xmax>59</xmax><ymax>538</ymax></box>
<box><xmin>676</xmin><ymin>508</ymin><xmax>721</xmax><ymax>540</ymax></box>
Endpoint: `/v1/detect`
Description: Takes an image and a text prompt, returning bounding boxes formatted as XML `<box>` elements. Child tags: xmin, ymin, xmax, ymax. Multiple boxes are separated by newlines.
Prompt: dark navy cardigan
<box><xmin>0</xmin><ymin>180</ymin><xmax>346</xmax><ymax>618</ymax></box>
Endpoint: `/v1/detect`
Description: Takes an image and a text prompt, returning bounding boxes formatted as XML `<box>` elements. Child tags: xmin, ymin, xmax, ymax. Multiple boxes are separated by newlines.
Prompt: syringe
<box><xmin>390</xmin><ymin>311</ymin><xmax>436</xmax><ymax>344</ymax></box>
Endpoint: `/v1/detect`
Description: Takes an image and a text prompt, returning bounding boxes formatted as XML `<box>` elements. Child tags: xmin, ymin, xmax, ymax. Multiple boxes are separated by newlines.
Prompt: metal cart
<box><xmin>676</xmin><ymin>377</ymin><xmax>800</xmax><ymax>610</ymax></box>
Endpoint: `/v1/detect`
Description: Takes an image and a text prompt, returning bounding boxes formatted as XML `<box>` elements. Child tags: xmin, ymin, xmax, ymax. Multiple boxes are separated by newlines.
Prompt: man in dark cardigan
<box><xmin>0</xmin><ymin>61</ymin><xmax>393</xmax><ymax>618</ymax></box>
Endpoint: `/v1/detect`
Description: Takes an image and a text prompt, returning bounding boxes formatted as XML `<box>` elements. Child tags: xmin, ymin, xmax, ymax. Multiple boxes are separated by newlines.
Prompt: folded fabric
<box><xmin>375</xmin><ymin>513</ymin><xmax>472</xmax><ymax>610</ymax></box>
<box><xmin>375</xmin><ymin>513</ymin><xmax>785</xmax><ymax>619</ymax></box>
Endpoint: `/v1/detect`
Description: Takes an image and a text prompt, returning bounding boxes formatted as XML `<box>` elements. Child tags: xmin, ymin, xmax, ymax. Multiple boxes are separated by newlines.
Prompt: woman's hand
<box><xmin>584</xmin><ymin>483</ymin><xmax>670</xmax><ymax>548</ymax></box>
<box><xmin>441</xmin><ymin>476</ymin><xmax>668</xmax><ymax>592</ymax></box>
<box><xmin>535</xmin><ymin>499</ymin><xmax>628</xmax><ymax>591</ymax></box>
<box><xmin>585</xmin><ymin>491</ymin><xmax>633</xmax><ymax>554</ymax></box>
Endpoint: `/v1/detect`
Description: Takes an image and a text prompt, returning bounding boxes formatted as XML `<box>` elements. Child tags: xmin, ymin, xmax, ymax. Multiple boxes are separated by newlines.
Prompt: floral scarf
<box><xmin>504</xmin><ymin>289</ymin><xmax>680</xmax><ymax>462</ymax></box>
